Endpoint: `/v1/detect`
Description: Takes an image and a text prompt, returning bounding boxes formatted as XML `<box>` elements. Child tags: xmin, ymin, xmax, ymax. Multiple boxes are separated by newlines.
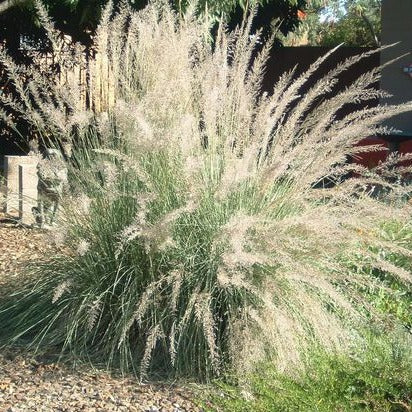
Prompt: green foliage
<box><xmin>205</xmin><ymin>333</ymin><xmax>412</xmax><ymax>411</ymax></box>
<box><xmin>0</xmin><ymin>0</ymin><xmax>309</xmax><ymax>47</ymax></box>
<box><xmin>286</xmin><ymin>0</ymin><xmax>381</xmax><ymax>47</ymax></box>
<box><xmin>317</xmin><ymin>9</ymin><xmax>380</xmax><ymax>47</ymax></box>
<box><xmin>372</xmin><ymin>285</ymin><xmax>411</xmax><ymax>329</ymax></box>
<box><xmin>361</xmin><ymin>221</ymin><xmax>412</xmax><ymax>330</ymax></box>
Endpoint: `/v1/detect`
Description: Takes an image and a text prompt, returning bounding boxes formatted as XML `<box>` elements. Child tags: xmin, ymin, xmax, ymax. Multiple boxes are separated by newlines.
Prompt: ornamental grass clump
<box><xmin>0</xmin><ymin>1</ymin><xmax>411</xmax><ymax>380</ymax></box>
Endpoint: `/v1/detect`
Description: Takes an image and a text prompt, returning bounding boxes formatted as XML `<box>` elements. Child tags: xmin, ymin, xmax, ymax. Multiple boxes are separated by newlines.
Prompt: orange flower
<box><xmin>297</xmin><ymin>9</ymin><xmax>307</xmax><ymax>20</ymax></box>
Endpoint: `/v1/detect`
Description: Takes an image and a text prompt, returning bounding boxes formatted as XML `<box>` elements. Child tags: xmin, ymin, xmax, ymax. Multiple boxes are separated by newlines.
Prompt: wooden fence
<box><xmin>29</xmin><ymin>46</ymin><xmax>116</xmax><ymax>113</ymax></box>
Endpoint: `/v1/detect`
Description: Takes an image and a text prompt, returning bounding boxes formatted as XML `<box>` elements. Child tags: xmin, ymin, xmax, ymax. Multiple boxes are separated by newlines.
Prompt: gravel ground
<box><xmin>0</xmin><ymin>218</ymin><xmax>53</xmax><ymax>292</ymax></box>
<box><xmin>0</xmin><ymin>217</ymin><xmax>203</xmax><ymax>412</ymax></box>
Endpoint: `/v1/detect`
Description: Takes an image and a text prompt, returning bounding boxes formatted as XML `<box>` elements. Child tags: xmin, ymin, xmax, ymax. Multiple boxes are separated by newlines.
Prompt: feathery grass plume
<box><xmin>0</xmin><ymin>1</ymin><xmax>411</xmax><ymax>381</ymax></box>
<box><xmin>52</xmin><ymin>280</ymin><xmax>72</xmax><ymax>304</ymax></box>
<box><xmin>0</xmin><ymin>10</ymin><xmax>84</xmax><ymax>149</ymax></box>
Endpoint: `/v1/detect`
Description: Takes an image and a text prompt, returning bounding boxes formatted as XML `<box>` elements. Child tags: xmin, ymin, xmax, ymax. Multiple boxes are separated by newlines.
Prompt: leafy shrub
<box><xmin>206</xmin><ymin>332</ymin><xmax>412</xmax><ymax>411</ymax></box>
<box><xmin>0</xmin><ymin>1</ymin><xmax>411</xmax><ymax>380</ymax></box>
<box><xmin>359</xmin><ymin>220</ymin><xmax>412</xmax><ymax>330</ymax></box>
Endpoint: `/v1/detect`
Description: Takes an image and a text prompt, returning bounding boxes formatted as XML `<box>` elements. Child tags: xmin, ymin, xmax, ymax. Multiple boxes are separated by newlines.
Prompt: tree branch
<box><xmin>0</xmin><ymin>0</ymin><xmax>26</xmax><ymax>14</ymax></box>
<box><xmin>360</xmin><ymin>9</ymin><xmax>379</xmax><ymax>47</ymax></box>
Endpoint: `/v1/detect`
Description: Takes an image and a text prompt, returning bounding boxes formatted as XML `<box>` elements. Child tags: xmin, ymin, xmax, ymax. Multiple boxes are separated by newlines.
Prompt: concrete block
<box><xmin>4</xmin><ymin>155</ymin><xmax>38</xmax><ymax>216</ymax></box>
<box><xmin>18</xmin><ymin>164</ymin><xmax>39</xmax><ymax>225</ymax></box>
